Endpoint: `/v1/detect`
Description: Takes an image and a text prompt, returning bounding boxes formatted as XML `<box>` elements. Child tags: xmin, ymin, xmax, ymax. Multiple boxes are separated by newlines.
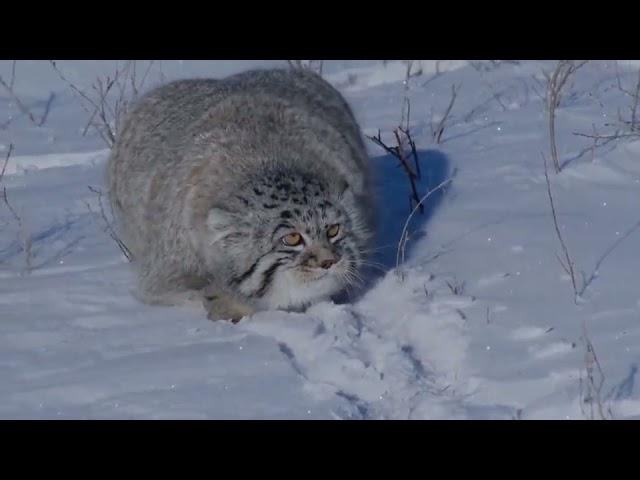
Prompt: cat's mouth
<box><xmin>298</xmin><ymin>268</ymin><xmax>331</xmax><ymax>281</ymax></box>
<box><xmin>266</xmin><ymin>260</ymin><xmax>350</xmax><ymax>309</ymax></box>
<box><xmin>296</xmin><ymin>260</ymin><xmax>347</xmax><ymax>284</ymax></box>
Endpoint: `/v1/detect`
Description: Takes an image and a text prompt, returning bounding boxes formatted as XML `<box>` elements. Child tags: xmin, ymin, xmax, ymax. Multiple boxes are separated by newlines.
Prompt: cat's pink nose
<box><xmin>320</xmin><ymin>258</ymin><xmax>337</xmax><ymax>269</ymax></box>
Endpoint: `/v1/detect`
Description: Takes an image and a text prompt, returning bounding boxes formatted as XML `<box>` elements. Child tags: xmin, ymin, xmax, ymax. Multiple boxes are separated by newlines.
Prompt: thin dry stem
<box><xmin>432</xmin><ymin>84</ymin><xmax>459</xmax><ymax>144</ymax></box>
<box><xmin>50</xmin><ymin>60</ymin><xmax>156</xmax><ymax>148</ymax></box>
<box><xmin>579</xmin><ymin>322</ymin><xmax>612</xmax><ymax>420</ymax></box>
<box><xmin>543</xmin><ymin>153</ymin><xmax>580</xmax><ymax>301</ymax></box>
<box><xmin>1</xmin><ymin>143</ymin><xmax>33</xmax><ymax>273</ymax></box>
<box><xmin>545</xmin><ymin>60</ymin><xmax>589</xmax><ymax>173</ymax></box>
<box><xmin>85</xmin><ymin>186</ymin><xmax>132</xmax><ymax>262</ymax></box>
<box><xmin>367</xmin><ymin>128</ymin><xmax>423</xmax><ymax>214</ymax></box>
<box><xmin>0</xmin><ymin>74</ymin><xmax>51</xmax><ymax>127</ymax></box>
<box><xmin>396</xmin><ymin>174</ymin><xmax>455</xmax><ymax>276</ymax></box>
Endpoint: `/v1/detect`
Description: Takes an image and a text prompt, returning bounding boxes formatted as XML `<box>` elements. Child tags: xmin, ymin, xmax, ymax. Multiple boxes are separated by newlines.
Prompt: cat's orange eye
<box><xmin>327</xmin><ymin>224</ymin><xmax>341</xmax><ymax>239</ymax></box>
<box><xmin>282</xmin><ymin>232</ymin><xmax>304</xmax><ymax>247</ymax></box>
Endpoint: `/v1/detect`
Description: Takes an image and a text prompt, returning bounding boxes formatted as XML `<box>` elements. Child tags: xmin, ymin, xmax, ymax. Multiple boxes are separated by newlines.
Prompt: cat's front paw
<box><xmin>202</xmin><ymin>286</ymin><xmax>254</xmax><ymax>324</ymax></box>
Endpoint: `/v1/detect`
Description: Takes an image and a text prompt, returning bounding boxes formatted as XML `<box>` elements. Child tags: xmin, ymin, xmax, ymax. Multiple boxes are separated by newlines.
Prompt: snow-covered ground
<box><xmin>1</xmin><ymin>60</ymin><xmax>640</xmax><ymax>419</ymax></box>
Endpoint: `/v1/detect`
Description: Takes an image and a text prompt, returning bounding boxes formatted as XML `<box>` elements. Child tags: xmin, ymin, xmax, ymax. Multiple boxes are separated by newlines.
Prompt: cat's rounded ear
<box><xmin>206</xmin><ymin>207</ymin><xmax>237</xmax><ymax>244</ymax></box>
<box><xmin>338</xmin><ymin>181</ymin><xmax>356</xmax><ymax>204</ymax></box>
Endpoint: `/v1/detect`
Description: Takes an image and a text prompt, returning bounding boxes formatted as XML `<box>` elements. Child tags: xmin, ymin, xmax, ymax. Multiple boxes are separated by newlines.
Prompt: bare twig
<box><xmin>628</xmin><ymin>69</ymin><xmax>640</xmax><ymax>131</ymax></box>
<box><xmin>399</xmin><ymin>61</ymin><xmax>424</xmax><ymax>130</ymax></box>
<box><xmin>158</xmin><ymin>60</ymin><xmax>166</xmax><ymax>84</ymax></box>
<box><xmin>50</xmin><ymin>60</ymin><xmax>114</xmax><ymax>147</ymax></box>
<box><xmin>396</xmin><ymin>173</ymin><xmax>456</xmax><ymax>276</ymax></box>
<box><xmin>50</xmin><ymin>60</ymin><xmax>156</xmax><ymax>148</ymax></box>
<box><xmin>39</xmin><ymin>92</ymin><xmax>56</xmax><ymax>127</ymax></box>
<box><xmin>543</xmin><ymin>153</ymin><xmax>580</xmax><ymax>302</ymax></box>
<box><xmin>1</xmin><ymin>144</ymin><xmax>33</xmax><ymax>273</ymax></box>
<box><xmin>579</xmin><ymin>322</ymin><xmax>613</xmax><ymax>420</ymax></box>
<box><xmin>137</xmin><ymin>60</ymin><xmax>156</xmax><ymax>97</ymax></box>
<box><xmin>471</xmin><ymin>66</ymin><xmax>511</xmax><ymax>112</ymax></box>
<box><xmin>570</xmin><ymin>67</ymin><xmax>640</xmax><ymax>158</ymax></box>
<box><xmin>0</xmin><ymin>144</ymin><xmax>12</xmax><ymax>181</ymax></box>
<box><xmin>0</xmin><ymin>61</ymin><xmax>53</xmax><ymax>127</ymax></box>
<box><xmin>402</xmin><ymin>126</ymin><xmax>421</xmax><ymax>179</ymax></box>
<box><xmin>470</xmin><ymin>60</ymin><xmax>521</xmax><ymax>73</ymax></box>
<box><xmin>578</xmin><ymin>219</ymin><xmax>640</xmax><ymax>298</ymax></box>
<box><xmin>431</xmin><ymin>84</ymin><xmax>459</xmax><ymax>144</ymax></box>
<box><xmin>613</xmin><ymin>64</ymin><xmax>640</xmax><ymax>134</ymax></box>
<box><xmin>1</xmin><ymin>146</ymin><xmax>21</xmax><ymax>224</ymax></box>
<box><xmin>544</xmin><ymin>60</ymin><xmax>589</xmax><ymax>173</ymax></box>
<box><xmin>421</xmin><ymin>63</ymin><xmax>442</xmax><ymax>88</ymax></box>
<box><xmin>85</xmin><ymin>186</ymin><xmax>133</xmax><ymax>262</ymax></box>
<box><xmin>0</xmin><ymin>75</ymin><xmax>50</xmax><ymax>127</ymax></box>
<box><xmin>367</xmin><ymin>128</ymin><xmax>423</xmax><ymax>214</ymax></box>
<box><xmin>529</xmin><ymin>74</ymin><xmax>547</xmax><ymax>103</ymax></box>
<box><xmin>9</xmin><ymin>60</ymin><xmax>17</xmax><ymax>89</ymax></box>
<box><xmin>572</xmin><ymin>130</ymin><xmax>637</xmax><ymax>141</ymax></box>
<box><xmin>401</xmin><ymin>62</ymin><xmax>413</xmax><ymax>132</ymax></box>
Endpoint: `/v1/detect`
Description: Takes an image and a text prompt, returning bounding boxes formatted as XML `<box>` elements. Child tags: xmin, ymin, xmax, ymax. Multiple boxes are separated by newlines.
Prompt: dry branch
<box><xmin>543</xmin><ymin>153</ymin><xmax>580</xmax><ymax>302</ymax></box>
<box><xmin>50</xmin><ymin>60</ymin><xmax>156</xmax><ymax>148</ymax></box>
<box><xmin>544</xmin><ymin>60</ymin><xmax>589</xmax><ymax>173</ymax></box>
<box><xmin>0</xmin><ymin>74</ymin><xmax>53</xmax><ymax>127</ymax></box>
<box><xmin>396</xmin><ymin>173</ymin><xmax>456</xmax><ymax>276</ymax></box>
<box><xmin>431</xmin><ymin>84</ymin><xmax>459</xmax><ymax>144</ymax></box>
<box><xmin>579</xmin><ymin>322</ymin><xmax>613</xmax><ymax>420</ymax></box>
<box><xmin>571</xmin><ymin>67</ymin><xmax>640</xmax><ymax>154</ymax></box>
<box><xmin>1</xmin><ymin>144</ymin><xmax>33</xmax><ymax>273</ymax></box>
<box><xmin>367</xmin><ymin>128</ymin><xmax>423</xmax><ymax>214</ymax></box>
<box><xmin>85</xmin><ymin>186</ymin><xmax>132</xmax><ymax>262</ymax></box>
<box><xmin>613</xmin><ymin>64</ymin><xmax>640</xmax><ymax>135</ymax></box>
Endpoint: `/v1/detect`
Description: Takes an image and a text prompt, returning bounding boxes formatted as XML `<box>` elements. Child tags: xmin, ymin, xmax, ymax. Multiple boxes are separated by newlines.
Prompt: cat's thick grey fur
<box><xmin>107</xmin><ymin>68</ymin><xmax>374</xmax><ymax>321</ymax></box>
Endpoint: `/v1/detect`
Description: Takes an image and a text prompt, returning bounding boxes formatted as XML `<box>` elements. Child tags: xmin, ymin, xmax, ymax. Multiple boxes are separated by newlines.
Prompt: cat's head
<box><xmin>205</xmin><ymin>170</ymin><xmax>372</xmax><ymax>310</ymax></box>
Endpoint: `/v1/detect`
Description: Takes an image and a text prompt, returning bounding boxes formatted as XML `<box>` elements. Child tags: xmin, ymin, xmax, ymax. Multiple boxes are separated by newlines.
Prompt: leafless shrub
<box><xmin>400</xmin><ymin>61</ymin><xmax>423</xmax><ymax>131</ymax></box>
<box><xmin>396</xmin><ymin>173</ymin><xmax>456</xmax><ymax>278</ymax></box>
<box><xmin>367</xmin><ymin>127</ymin><xmax>423</xmax><ymax>214</ymax></box>
<box><xmin>543</xmin><ymin>153</ymin><xmax>582</xmax><ymax>303</ymax></box>
<box><xmin>568</xmin><ymin>123</ymin><xmax>621</xmax><ymax>167</ymax></box>
<box><xmin>0</xmin><ymin>145</ymin><xmax>10</xmax><ymax>182</ymax></box>
<box><xmin>469</xmin><ymin>60</ymin><xmax>521</xmax><ymax>73</ymax></box>
<box><xmin>404</xmin><ymin>60</ymin><xmax>423</xmax><ymax>78</ymax></box>
<box><xmin>615</xmin><ymin>64</ymin><xmax>640</xmax><ymax>133</ymax></box>
<box><xmin>543</xmin><ymin>60</ymin><xmax>589</xmax><ymax>173</ymax></box>
<box><xmin>367</xmin><ymin>72</ymin><xmax>456</xmax><ymax>217</ymax></box>
<box><xmin>579</xmin><ymin>322</ymin><xmax>613</xmax><ymax>420</ymax></box>
<box><xmin>50</xmin><ymin>60</ymin><xmax>156</xmax><ymax>148</ymax></box>
<box><xmin>0</xmin><ymin>61</ymin><xmax>55</xmax><ymax>128</ymax></box>
<box><xmin>573</xmin><ymin>126</ymin><xmax>638</xmax><ymax>144</ymax></box>
<box><xmin>287</xmin><ymin>60</ymin><xmax>324</xmax><ymax>76</ymax></box>
<box><xmin>470</xmin><ymin>68</ymin><xmax>515</xmax><ymax>113</ymax></box>
<box><xmin>579</xmin><ymin>217</ymin><xmax>640</xmax><ymax>298</ymax></box>
<box><xmin>84</xmin><ymin>186</ymin><xmax>132</xmax><ymax>262</ymax></box>
<box><xmin>574</xmin><ymin>65</ymin><xmax>640</xmax><ymax>148</ymax></box>
<box><xmin>1</xmin><ymin>144</ymin><xmax>33</xmax><ymax>273</ymax></box>
<box><xmin>429</xmin><ymin>84</ymin><xmax>459</xmax><ymax>144</ymax></box>
<box><xmin>529</xmin><ymin>73</ymin><xmax>548</xmax><ymax>104</ymax></box>
<box><xmin>8</xmin><ymin>60</ymin><xmax>16</xmax><ymax>89</ymax></box>
<box><xmin>420</xmin><ymin>61</ymin><xmax>445</xmax><ymax>88</ymax></box>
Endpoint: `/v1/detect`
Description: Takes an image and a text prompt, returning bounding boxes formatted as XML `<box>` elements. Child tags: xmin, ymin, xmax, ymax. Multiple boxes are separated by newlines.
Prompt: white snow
<box><xmin>2</xmin><ymin>60</ymin><xmax>640</xmax><ymax>419</ymax></box>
